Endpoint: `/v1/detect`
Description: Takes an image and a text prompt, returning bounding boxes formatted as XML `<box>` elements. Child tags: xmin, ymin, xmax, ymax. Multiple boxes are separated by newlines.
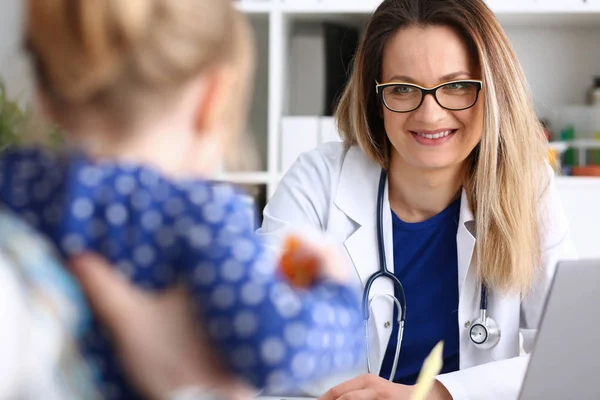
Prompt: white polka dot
<box><xmin>284</xmin><ymin>323</ymin><xmax>308</xmax><ymax>348</ymax></box>
<box><xmin>292</xmin><ymin>352</ymin><xmax>316</xmax><ymax>378</ymax></box>
<box><xmin>234</xmin><ymin>310</ymin><xmax>258</xmax><ymax>337</ymax></box>
<box><xmin>208</xmin><ymin>317</ymin><xmax>233</xmax><ymax>340</ymax></box>
<box><xmin>338</xmin><ymin>309</ymin><xmax>352</xmax><ymax>328</ymax></box>
<box><xmin>250</xmin><ymin>254</ymin><xmax>276</xmax><ymax>281</ymax></box>
<box><xmin>215</xmin><ymin>227</ymin><xmax>235</xmax><ymax>247</ymax></box>
<box><xmin>203</xmin><ymin>202</ymin><xmax>225</xmax><ymax>224</ymax></box>
<box><xmin>212</xmin><ymin>184</ymin><xmax>236</xmax><ymax>201</ymax></box>
<box><xmin>194</xmin><ymin>262</ymin><xmax>217</xmax><ymax>286</ymax></box>
<box><xmin>335</xmin><ymin>332</ymin><xmax>346</xmax><ymax>348</ymax></box>
<box><xmin>174</xmin><ymin>216</ymin><xmax>194</xmax><ymax>235</ymax></box>
<box><xmin>140</xmin><ymin>169</ymin><xmax>159</xmax><ymax>187</ymax></box>
<box><xmin>231</xmin><ymin>345</ymin><xmax>257</xmax><ymax>369</ymax></box>
<box><xmin>270</xmin><ymin>283</ymin><xmax>302</xmax><ymax>319</ymax></box>
<box><xmin>322</xmin><ymin>332</ymin><xmax>331</xmax><ymax>347</ymax></box>
<box><xmin>265</xmin><ymin>370</ymin><xmax>291</xmax><ymax>394</ymax></box>
<box><xmin>155</xmin><ymin>228</ymin><xmax>175</xmax><ymax>248</ymax></box>
<box><xmin>319</xmin><ymin>353</ymin><xmax>332</xmax><ymax>372</ymax></box>
<box><xmin>154</xmin><ymin>183</ymin><xmax>170</xmax><ymax>202</ymax></box>
<box><xmin>211</xmin><ymin>285</ymin><xmax>236</xmax><ymax>309</ymax></box>
<box><xmin>134</xmin><ymin>245</ymin><xmax>155</xmax><ymax>267</ymax></box>
<box><xmin>119</xmin><ymin>163</ymin><xmax>137</xmax><ymax>173</ymax></box>
<box><xmin>106</xmin><ymin>204</ymin><xmax>128</xmax><ymax>225</ymax></box>
<box><xmin>72</xmin><ymin>198</ymin><xmax>94</xmax><ymax>219</ymax></box>
<box><xmin>33</xmin><ymin>181</ymin><xmax>52</xmax><ymax>200</ymax></box>
<box><xmin>231</xmin><ymin>239</ymin><xmax>255</xmax><ymax>262</ymax></box>
<box><xmin>221</xmin><ymin>259</ymin><xmax>244</xmax><ymax>282</ymax></box>
<box><xmin>62</xmin><ymin>233</ymin><xmax>85</xmax><ymax>254</ymax></box>
<box><xmin>190</xmin><ymin>186</ymin><xmax>209</xmax><ymax>205</ymax></box>
<box><xmin>306</xmin><ymin>330</ymin><xmax>323</xmax><ymax>349</ymax></box>
<box><xmin>164</xmin><ymin>198</ymin><xmax>185</xmax><ymax>217</ymax></box>
<box><xmin>141</xmin><ymin>210</ymin><xmax>162</xmax><ymax>230</ymax></box>
<box><xmin>116</xmin><ymin>175</ymin><xmax>136</xmax><ymax>195</ymax></box>
<box><xmin>260</xmin><ymin>337</ymin><xmax>286</xmax><ymax>366</ymax></box>
<box><xmin>312</xmin><ymin>304</ymin><xmax>334</xmax><ymax>326</ymax></box>
<box><xmin>189</xmin><ymin>225</ymin><xmax>212</xmax><ymax>248</ymax></box>
<box><xmin>132</xmin><ymin>190</ymin><xmax>152</xmax><ymax>210</ymax></box>
<box><xmin>79</xmin><ymin>166</ymin><xmax>104</xmax><ymax>186</ymax></box>
<box><xmin>240</xmin><ymin>282</ymin><xmax>266</xmax><ymax>305</ymax></box>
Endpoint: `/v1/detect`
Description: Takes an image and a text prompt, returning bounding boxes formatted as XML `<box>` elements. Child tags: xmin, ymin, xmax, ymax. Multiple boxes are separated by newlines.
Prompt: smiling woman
<box><xmin>257</xmin><ymin>0</ymin><xmax>577</xmax><ymax>399</ymax></box>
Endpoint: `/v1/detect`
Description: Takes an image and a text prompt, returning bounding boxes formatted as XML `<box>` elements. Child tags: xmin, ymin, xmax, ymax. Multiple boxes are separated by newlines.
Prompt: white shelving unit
<box><xmin>235</xmin><ymin>0</ymin><xmax>600</xmax><ymax>204</ymax></box>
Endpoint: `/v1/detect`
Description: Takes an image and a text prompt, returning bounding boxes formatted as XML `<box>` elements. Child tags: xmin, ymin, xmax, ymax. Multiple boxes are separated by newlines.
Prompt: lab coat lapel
<box><xmin>334</xmin><ymin>147</ymin><xmax>395</xmax><ymax>375</ymax></box>
<box><xmin>457</xmin><ymin>189</ymin><xmax>480</xmax><ymax>362</ymax></box>
<box><xmin>457</xmin><ymin>189</ymin><xmax>476</xmax><ymax>294</ymax></box>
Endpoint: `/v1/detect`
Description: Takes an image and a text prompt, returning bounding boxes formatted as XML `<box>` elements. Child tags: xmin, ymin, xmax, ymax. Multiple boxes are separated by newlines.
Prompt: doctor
<box><xmin>257</xmin><ymin>0</ymin><xmax>577</xmax><ymax>398</ymax></box>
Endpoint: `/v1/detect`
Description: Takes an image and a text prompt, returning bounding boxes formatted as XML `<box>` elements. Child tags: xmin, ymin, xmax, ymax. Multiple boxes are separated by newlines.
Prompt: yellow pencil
<box><xmin>411</xmin><ymin>341</ymin><xmax>445</xmax><ymax>400</ymax></box>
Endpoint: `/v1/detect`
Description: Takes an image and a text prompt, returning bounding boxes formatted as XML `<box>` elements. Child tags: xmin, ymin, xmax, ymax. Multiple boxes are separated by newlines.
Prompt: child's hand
<box><xmin>279</xmin><ymin>233</ymin><xmax>349</xmax><ymax>287</ymax></box>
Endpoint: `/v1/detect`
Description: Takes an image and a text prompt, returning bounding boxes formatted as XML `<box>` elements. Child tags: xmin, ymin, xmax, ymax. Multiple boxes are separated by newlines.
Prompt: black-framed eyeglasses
<box><xmin>375</xmin><ymin>80</ymin><xmax>483</xmax><ymax>113</ymax></box>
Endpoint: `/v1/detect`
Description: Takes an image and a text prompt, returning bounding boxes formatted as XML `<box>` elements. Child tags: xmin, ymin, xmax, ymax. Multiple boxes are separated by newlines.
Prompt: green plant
<box><xmin>0</xmin><ymin>80</ymin><xmax>63</xmax><ymax>150</ymax></box>
<box><xmin>0</xmin><ymin>81</ymin><xmax>27</xmax><ymax>150</ymax></box>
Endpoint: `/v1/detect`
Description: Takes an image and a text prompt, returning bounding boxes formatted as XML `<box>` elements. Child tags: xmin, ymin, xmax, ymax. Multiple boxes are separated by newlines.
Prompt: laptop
<box><xmin>519</xmin><ymin>259</ymin><xmax>600</xmax><ymax>399</ymax></box>
<box><xmin>259</xmin><ymin>259</ymin><xmax>600</xmax><ymax>399</ymax></box>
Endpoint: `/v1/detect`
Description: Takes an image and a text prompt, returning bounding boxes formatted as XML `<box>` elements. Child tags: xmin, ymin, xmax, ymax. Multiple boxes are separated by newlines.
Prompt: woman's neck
<box><xmin>388</xmin><ymin>155</ymin><xmax>463</xmax><ymax>223</ymax></box>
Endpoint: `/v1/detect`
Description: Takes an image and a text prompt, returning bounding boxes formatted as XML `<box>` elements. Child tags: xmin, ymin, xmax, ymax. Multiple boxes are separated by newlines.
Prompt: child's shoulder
<box><xmin>175</xmin><ymin>178</ymin><xmax>256</xmax><ymax>229</ymax></box>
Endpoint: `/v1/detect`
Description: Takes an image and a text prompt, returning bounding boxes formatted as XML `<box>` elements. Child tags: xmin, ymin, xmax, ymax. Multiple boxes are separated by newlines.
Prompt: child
<box><xmin>0</xmin><ymin>0</ymin><xmax>365</xmax><ymax>399</ymax></box>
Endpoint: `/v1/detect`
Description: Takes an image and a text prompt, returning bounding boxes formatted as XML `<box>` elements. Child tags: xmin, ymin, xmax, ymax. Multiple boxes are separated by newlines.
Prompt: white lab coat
<box><xmin>257</xmin><ymin>142</ymin><xmax>578</xmax><ymax>399</ymax></box>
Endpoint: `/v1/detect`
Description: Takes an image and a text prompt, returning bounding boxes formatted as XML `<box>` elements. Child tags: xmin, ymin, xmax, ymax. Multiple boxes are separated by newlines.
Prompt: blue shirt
<box><xmin>0</xmin><ymin>148</ymin><xmax>365</xmax><ymax>399</ymax></box>
<box><xmin>379</xmin><ymin>197</ymin><xmax>461</xmax><ymax>384</ymax></box>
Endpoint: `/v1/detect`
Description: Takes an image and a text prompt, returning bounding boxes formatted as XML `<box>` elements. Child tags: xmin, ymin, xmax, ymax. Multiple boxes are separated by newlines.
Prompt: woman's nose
<box><xmin>412</xmin><ymin>93</ymin><xmax>447</xmax><ymax>123</ymax></box>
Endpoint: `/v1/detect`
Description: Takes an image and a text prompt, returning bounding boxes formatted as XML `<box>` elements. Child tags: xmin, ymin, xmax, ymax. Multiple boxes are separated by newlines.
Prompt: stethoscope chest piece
<box><xmin>469</xmin><ymin>311</ymin><xmax>501</xmax><ymax>350</ymax></box>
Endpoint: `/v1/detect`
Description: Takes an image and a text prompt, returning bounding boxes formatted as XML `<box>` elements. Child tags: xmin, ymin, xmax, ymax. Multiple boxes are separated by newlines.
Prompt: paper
<box><xmin>411</xmin><ymin>341</ymin><xmax>445</xmax><ymax>400</ymax></box>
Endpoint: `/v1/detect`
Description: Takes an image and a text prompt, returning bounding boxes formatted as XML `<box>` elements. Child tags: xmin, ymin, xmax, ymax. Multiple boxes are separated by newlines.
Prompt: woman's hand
<box><xmin>318</xmin><ymin>374</ymin><xmax>452</xmax><ymax>400</ymax></box>
<box><xmin>69</xmin><ymin>253</ymin><xmax>251</xmax><ymax>400</ymax></box>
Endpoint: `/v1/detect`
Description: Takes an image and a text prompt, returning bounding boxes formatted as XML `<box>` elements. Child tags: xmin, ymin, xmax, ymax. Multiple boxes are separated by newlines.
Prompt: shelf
<box><xmin>280</xmin><ymin>1</ymin><xmax>380</xmax><ymax>14</ymax></box>
<box><xmin>216</xmin><ymin>171</ymin><xmax>271</xmax><ymax>184</ymax></box>
<box><xmin>278</xmin><ymin>1</ymin><xmax>600</xmax><ymax>26</ymax></box>
<box><xmin>236</xmin><ymin>1</ymin><xmax>273</xmax><ymax>14</ymax></box>
<box><xmin>556</xmin><ymin>176</ymin><xmax>600</xmax><ymax>185</ymax></box>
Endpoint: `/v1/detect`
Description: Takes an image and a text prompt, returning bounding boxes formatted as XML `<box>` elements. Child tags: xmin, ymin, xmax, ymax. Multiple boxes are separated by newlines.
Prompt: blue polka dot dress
<box><xmin>0</xmin><ymin>148</ymin><xmax>365</xmax><ymax>399</ymax></box>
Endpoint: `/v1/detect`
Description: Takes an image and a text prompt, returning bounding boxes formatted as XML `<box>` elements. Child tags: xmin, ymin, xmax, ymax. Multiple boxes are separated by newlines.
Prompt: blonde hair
<box><xmin>336</xmin><ymin>0</ymin><xmax>548</xmax><ymax>294</ymax></box>
<box><xmin>25</xmin><ymin>0</ymin><xmax>257</xmax><ymax>170</ymax></box>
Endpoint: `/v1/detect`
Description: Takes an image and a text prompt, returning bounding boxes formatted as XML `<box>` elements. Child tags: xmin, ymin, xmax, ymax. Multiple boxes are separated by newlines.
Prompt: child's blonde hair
<box><xmin>25</xmin><ymin>0</ymin><xmax>257</xmax><ymax>170</ymax></box>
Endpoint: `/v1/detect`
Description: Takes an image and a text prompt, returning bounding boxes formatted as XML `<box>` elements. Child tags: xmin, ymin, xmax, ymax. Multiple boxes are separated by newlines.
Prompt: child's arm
<box><xmin>181</xmin><ymin>185</ymin><xmax>365</xmax><ymax>392</ymax></box>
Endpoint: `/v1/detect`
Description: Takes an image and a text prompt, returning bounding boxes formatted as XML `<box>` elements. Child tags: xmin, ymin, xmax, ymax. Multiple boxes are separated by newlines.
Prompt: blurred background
<box><xmin>2</xmin><ymin>0</ymin><xmax>600</xmax><ymax>258</ymax></box>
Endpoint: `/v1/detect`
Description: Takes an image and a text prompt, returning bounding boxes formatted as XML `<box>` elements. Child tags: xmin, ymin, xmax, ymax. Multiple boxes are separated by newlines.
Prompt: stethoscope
<box><xmin>363</xmin><ymin>169</ymin><xmax>501</xmax><ymax>380</ymax></box>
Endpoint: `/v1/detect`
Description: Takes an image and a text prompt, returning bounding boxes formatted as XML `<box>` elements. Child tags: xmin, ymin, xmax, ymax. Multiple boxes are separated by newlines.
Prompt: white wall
<box><xmin>0</xmin><ymin>0</ymin><xmax>32</xmax><ymax>101</ymax></box>
<box><xmin>557</xmin><ymin>178</ymin><xmax>600</xmax><ymax>259</ymax></box>
<box><xmin>505</xmin><ymin>26</ymin><xmax>600</xmax><ymax>132</ymax></box>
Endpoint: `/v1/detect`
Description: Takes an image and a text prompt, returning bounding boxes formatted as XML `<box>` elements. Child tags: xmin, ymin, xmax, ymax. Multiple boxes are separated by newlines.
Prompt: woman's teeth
<box><xmin>416</xmin><ymin>130</ymin><xmax>454</xmax><ymax>139</ymax></box>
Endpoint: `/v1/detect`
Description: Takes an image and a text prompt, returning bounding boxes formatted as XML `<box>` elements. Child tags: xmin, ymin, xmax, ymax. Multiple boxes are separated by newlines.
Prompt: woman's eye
<box><xmin>446</xmin><ymin>82</ymin><xmax>467</xmax><ymax>90</ymax></box>
<box><xmin>391</xmin><ymin>85</ymin><xmax>415</xmax><ymax>94</ymax></box>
